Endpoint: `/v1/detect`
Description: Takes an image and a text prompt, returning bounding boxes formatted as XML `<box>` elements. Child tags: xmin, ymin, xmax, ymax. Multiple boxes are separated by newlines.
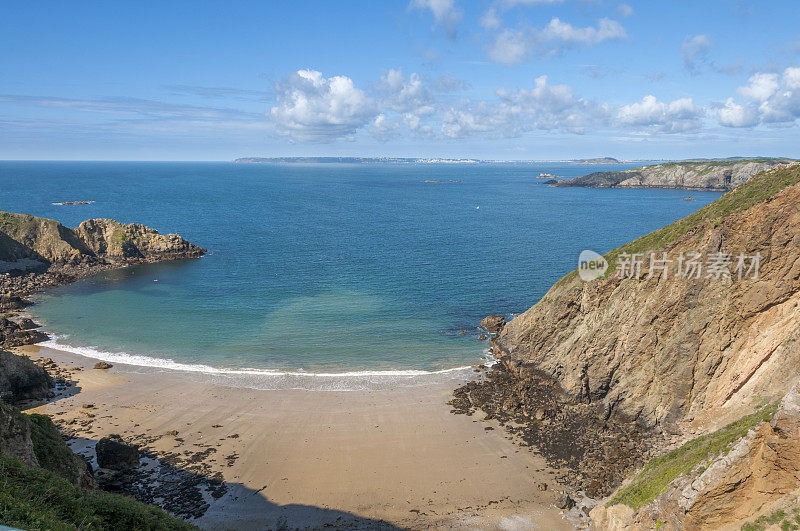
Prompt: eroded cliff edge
<box><xmin>496</xmin><ymin>162</ymin><xmax>800</xmax><ymax>429</ymax></box>
<box><xmin>453</xmin><ymin>163</ymin><xmax>800</xmax><ymax>526</ymax></box>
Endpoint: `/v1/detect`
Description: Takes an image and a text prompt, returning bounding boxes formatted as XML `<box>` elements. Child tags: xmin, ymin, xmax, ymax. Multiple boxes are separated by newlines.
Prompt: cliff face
<box><xmin>493</xmin><ymin>163</ymin><xmax>800</xmax><ymax>429</ymax></box>
<box><xmin>555</xmin><ymin>159</ymin><xmax>793</xmax><ymax>191</ymax></box>
<box><xmin>0</xmin><ymin>212</ymin><xmax>205</xmax><ymax>271</ymax></box>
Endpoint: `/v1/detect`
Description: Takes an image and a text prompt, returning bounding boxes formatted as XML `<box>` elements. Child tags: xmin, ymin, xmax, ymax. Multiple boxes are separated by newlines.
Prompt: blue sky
<box><xmin>1</xmin><ymin>0</ymin><xmax>799</xmax><ymax>160</ymax></box>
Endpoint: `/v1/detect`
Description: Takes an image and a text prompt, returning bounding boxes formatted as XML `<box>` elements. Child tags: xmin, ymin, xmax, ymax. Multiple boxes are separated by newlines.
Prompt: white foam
<box><xmin>37</xmin><ymin>338</ymin><xmax>495</xmax><ymax>391</ymax></box>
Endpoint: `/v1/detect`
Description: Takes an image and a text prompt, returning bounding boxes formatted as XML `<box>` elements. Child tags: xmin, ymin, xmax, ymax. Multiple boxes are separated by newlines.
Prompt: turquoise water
<box><xmin>0</xmin><ymin>162</ymin><xmax>721</xmax><ymax>382</ymax></box>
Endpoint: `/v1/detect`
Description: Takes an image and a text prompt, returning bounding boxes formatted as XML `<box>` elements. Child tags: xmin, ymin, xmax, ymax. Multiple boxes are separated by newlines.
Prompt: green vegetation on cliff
<box><xmin>553</xmin><ymin>163</ymin><xmax>800</xmax><ymax>287</ymax></box>
<box><xmin>608</xmin><ymin>403</ymin><xmax>778</xmax><ymax>510</ymax></box>
<box><xmin>604</xmin><ymin>163</ymin><xmax>800</xmax><ymax>271</ymax></box>
<box><xmin>0</xmin><ymin>455</ymin><xmax>195</xmax><ymax>530</ymax></box>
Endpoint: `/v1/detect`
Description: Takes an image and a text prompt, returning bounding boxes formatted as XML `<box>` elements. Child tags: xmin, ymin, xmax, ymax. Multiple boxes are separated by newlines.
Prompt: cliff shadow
<box><xmin>66</xmin><ymin>435</ymin><xmax>402</xmax><ymax>530</ymax></box>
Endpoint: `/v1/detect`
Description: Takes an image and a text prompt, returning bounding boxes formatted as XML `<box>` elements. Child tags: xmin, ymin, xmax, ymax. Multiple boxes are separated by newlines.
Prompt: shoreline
<box><xmin>20</xmin><ymin>343</ymin><xmax>573</xmax><ymax>529</ymax></box>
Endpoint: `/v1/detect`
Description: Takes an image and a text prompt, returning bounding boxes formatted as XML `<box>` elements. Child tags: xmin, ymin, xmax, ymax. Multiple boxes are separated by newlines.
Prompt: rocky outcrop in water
<box><xmin>0</xmin><ymin>211</ymin><xmax>205</xmax><ymax>275</ymax></box>
<box><xmin>555</xmin><ymin>158</ymin><xmax>793</xmax><ymax>191</ymax></box>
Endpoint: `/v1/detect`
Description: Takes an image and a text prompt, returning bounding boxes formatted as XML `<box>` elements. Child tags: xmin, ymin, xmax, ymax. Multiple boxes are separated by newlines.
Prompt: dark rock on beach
<box><xmin>0</xmin><ymin>350</ymin><xmax>53</xmax><ymax>403</ymax></box>
<box><xmin>96</xmin><ymin>434</ymin><xmax>140</xmax><ymax>471</ymax></box>
<box><xmin>93</xmin><ymin>361</ymin><xmax>113</xmax><ymax>370</ymax></box>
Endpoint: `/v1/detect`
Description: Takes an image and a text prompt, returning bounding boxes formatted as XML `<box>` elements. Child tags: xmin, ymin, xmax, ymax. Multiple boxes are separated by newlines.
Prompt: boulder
<box><xmin>0</xmin><ymin>350</ymin><xmax>52</xmax><ymax>403</ymax></box>
<box><xmin>93</xmin><ymin>361</ymin><xmax>113</xmax><ymax>370</ymax></box>
<box><xmin>96</xmin><ymin>435</ymin><xmax>139</xmax><ymax>471</ymax></box>
<box><xmin>481</xmin><ymin>315</ymin><xmax>506</xmax><ymax>334</ymax></box>
<box><xmin>18</xmin><ymin>318</ymin><xmax>38</xmax><ymax>330</ymax></box>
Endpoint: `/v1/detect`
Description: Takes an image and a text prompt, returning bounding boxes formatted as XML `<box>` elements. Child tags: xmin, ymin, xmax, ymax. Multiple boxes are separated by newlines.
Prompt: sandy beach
<box><xmin>20</xmin><ymin>344</ymin><xmax>571</xmax><ymax>530</ymax></box>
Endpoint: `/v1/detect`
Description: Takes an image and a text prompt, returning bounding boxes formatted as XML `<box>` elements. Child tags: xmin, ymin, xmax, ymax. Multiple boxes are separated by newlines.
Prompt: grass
<box><xmin>27</xmin><ymin>413</ymin><xmax>91</xmax><ymax>486</ymax></box>
<box><xmin>608</xmin><ymin>403</ymin><xmax>779</xmax><ymax>510</ymax></box>
<box><xmin>742</xmin><ymin>507</ymin><xmax>800</xmax><ymax>531</ymax></box>
<box><xmin>599</xmin><ymin>163</ymin><xmax>800</xmax><ymax>277</ymax></box>
<box><xmin>0</xmin><ymin>456</ymin><xmax>195</xmax><ymax>530</ymax></box>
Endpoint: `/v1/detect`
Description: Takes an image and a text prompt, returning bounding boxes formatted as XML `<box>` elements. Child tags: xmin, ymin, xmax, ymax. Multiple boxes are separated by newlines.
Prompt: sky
<box><xmin>1</xmin><ymin>0</ymin><xmax>800</xmax><ymax>161</ymax></box>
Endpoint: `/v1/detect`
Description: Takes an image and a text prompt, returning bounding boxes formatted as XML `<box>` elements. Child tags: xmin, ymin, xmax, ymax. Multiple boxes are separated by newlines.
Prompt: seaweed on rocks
<box><xmin>450</xmin><ymin>360</ymin><xmax>654</xmax><ymax>498</ymax></box>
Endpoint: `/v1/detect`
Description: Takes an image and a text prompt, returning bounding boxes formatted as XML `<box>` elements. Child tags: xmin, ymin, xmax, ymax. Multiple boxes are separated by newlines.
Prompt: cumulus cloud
<box><xmin>487</xmin><ymin>17</ymin><xmax>627</xmax><ymax>65</ymax></box>
<box><xmin>410</xmin><ymin>0</ymin><xmax>462</xmax><ymax>37</ymax></box>
<box><xmin>441</xmin><ymin>75</ymin><xmax>609</xmax><ymax>137</ymax></box>
<box><xmin>718</xmin><ymin>67</ymin><xmax>800</xmax><ymax>127</ymax></box>
<box><xmin>269</xmin><ymin>69</ymin><xmax>377</xmax><ymax>142</ymax></box>
<box><xmin>717</xmin><ymin>98</ymin><xmax>759</xmax><ymax>127</ymax></box>
<box><xmin>737</xmin><ymin>72</ymin><xmax>779</xmax><ymax>100</ymax></box>
<box><xmin>617</xmin><ymin>95</ymin><xmax>704</xmax><ymax>133</ymax></box>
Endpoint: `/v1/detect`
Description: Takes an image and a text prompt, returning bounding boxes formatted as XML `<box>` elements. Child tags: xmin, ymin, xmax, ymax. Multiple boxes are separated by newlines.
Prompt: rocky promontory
<box><xmin>555</xmin><ymin>158</ymin><xmax>794</xmax><ymax>191</ymax></box>
<box><xmin>0</xmin><ymin>211</ymin><xmax>205</xmax><ymax>400</ymax></box>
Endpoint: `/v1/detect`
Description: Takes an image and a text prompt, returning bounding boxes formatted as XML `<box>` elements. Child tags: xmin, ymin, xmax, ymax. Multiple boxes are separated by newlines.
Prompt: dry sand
<box><xmin>21</xmin><ymin>345</ymin><xmax>571</xmax><ymax>530</ymax></box>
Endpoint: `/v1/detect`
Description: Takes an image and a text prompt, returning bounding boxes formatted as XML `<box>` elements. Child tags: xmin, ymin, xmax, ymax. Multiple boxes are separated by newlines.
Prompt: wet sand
<box><xmin>21</xmin><ymin>344</ymin><xmax>570</xmax><ymax>530</ymax></box>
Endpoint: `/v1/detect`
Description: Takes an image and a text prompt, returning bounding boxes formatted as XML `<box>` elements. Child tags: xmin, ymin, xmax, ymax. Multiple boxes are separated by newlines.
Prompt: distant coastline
<box><xmin>232</xmin><ymin>156</ymin><xmax>638</xmax><ymax>165</ymax></box>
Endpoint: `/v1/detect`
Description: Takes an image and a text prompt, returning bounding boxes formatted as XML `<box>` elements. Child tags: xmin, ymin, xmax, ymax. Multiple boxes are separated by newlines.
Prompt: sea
<box><xmin>0</xmin><ymin>161</ymin><xmax>721</xmax><ymax>389</ymax></box>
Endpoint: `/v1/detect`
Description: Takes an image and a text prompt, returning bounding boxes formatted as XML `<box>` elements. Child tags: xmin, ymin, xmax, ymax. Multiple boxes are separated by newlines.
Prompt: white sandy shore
<box><xmin>21</xmin><ymin>344</ymin><xmax>571</xmax><ymax>530</ymax></box>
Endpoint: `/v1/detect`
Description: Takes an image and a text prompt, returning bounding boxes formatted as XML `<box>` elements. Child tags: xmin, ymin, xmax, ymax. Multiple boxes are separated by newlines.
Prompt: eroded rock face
<box><xmin>0</xmin><ymin>212</ymin><xmax>205</xmax><ymax>270</ymax></box>
<box><xmin>681</xmin><ymin>386</ymin><xmax>800</xmax><ymax>529</ymax></box>
<box><xmin>493</xmin><ymin>165</ymin><xmax>800</xmax><ymax>429</ymax></box>
<box><xmin>0</xmin><ymin>350</ymin><xmax>52</xmax><ymax>403</ymax></box>
<box><xmin>0</xmin><ymin>400</ymin><xmax>38</xmax><ymax>467</ymax></box>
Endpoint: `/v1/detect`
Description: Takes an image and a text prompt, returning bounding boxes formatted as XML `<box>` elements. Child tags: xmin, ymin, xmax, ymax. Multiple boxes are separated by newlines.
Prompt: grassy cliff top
<box><xmin>553</xmin><ymin>163</ymin><xmax>800</xmax><ymax>287</ymax></box>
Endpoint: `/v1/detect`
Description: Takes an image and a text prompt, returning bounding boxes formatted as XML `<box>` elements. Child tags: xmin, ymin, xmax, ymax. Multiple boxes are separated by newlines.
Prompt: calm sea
<box><xmin>0</xmin><ymin>161</ymin><xmax>720</xmax><ymax>388</ymax></box>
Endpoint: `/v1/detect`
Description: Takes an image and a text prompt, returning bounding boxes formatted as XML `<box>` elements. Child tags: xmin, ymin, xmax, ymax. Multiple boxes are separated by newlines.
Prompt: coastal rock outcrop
<box><xmin>480</xmin><ymin>314</ymin><xmax>506</xmax><ymax>334</ymax></box>
<box><xmin>555</xmin><ymin>158</ymin><xmax>792</xmax><ymax>191</ymax></box>
<box><xmin>0</xmin><ymin>350</ymin><xmax>52</xmax><ymax>403</ymax></box>
<box><xmin>0</xmin><ymin>211</ymin><xmax>205</xmax><ymax>273</ymax></box>
<box><xmin>493</xmin><ymin>163</ymin><xmax>800</xmax><ymax>429</ymax></box>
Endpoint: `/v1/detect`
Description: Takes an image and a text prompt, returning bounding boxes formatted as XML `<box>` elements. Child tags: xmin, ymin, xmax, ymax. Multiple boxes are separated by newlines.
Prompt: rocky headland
<box><xmin>554</xmin><ymin>158</ymin><xmax>794</xmax><ymax>191</ymax></box>
<box><xmin>457</xmin><ymin>162</ymin><xmax>800</xmax><ymax>528</ymax></box>
<box><xmin>0</xmin><ymin>211</ymin><xmax>205</xmax><ymax>359</ymax></box>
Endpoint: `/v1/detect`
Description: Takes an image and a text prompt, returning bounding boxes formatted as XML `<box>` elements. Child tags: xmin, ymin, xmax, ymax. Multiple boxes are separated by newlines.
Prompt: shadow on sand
<box><xmin>66</xmin><ymin>434</ymin><xmax>403</xmax><ymax>530</ymax></box>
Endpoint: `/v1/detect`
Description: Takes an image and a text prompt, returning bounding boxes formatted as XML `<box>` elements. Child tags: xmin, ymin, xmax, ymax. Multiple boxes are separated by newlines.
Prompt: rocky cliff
<box><xmin>0</xmin><ymin>212</ymin><xmax>205</xmax><ymax>272</ymax></box>
<box><xmin>0</xmin><ymin>212</ymin><xmax>205</xmax><ymax>400</ymax></box>
<box><xmin>555</xmin><ymin>158</ymin><xmax>793</xmax><ymax>191</ymax></box>
<box><xmin>493</xmin><ymin>162</ymin><xmax>800</xmax><ymax>430</ymax></box>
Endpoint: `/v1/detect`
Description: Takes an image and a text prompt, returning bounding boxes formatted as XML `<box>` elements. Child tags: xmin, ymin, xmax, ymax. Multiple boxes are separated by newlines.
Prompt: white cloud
<box><xmin>541</xmin><ymin>17</ymin><xmax>626</xmax><ymax>46</ymax></box>
<box><xmin>371</xmin><ymin>113</ymin><xmax>400</xmax><ymax>141</ymax></box>
<box><xmin>441</xmin><ymin>75</ymin><xmax>609</xmax><ymax>137</ymax></box>
<box><xmin>682</xmin><ymin>34</ymin><xmax>711</xmax><ymax>74</ymax></box>
<box><xmin>488</xmin><ymin>29</ymin><xmax>530</xmax><ymax>65</ymax></box>
<box><xmin>269</xmin><ymin>69</ymin><xmax>377</xmax><ymax>142</ymax></box>
<box><xmin>617</xmin><ymin>95</ymin><xmax>704</xmax><ymax>133</ymax></box>
<box><xmin>487</xmin><ymin>17</ymin><xmax>626</xmax><ymax>65</ymax></box>
<box><xmin>784</xmin><ymin>67</ymin><xmax>800</xmax><ymax>89</ymax></box>
<box><xmin>717</xmin><ymin>98</ymin><xmax>759</xmax><ymax>127</ymax></box>
<box><xmin>718</xmin><ymin>67</ymin><xmax>800</xmax><ymax>127</ymax></box>
<box><xmin>737</xmin><ymin>73</ymin><xmax>779</xmax><ymax>101</ymax></box>
<box><xmin>410</xmin><ymin>0</ymin><xmax>462</xmax><ymax>37</ymax></box>
<box><xmin>616</xmin><ymin>3</ymin><xmax>634</xmax><ymax>17</ymax></box>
